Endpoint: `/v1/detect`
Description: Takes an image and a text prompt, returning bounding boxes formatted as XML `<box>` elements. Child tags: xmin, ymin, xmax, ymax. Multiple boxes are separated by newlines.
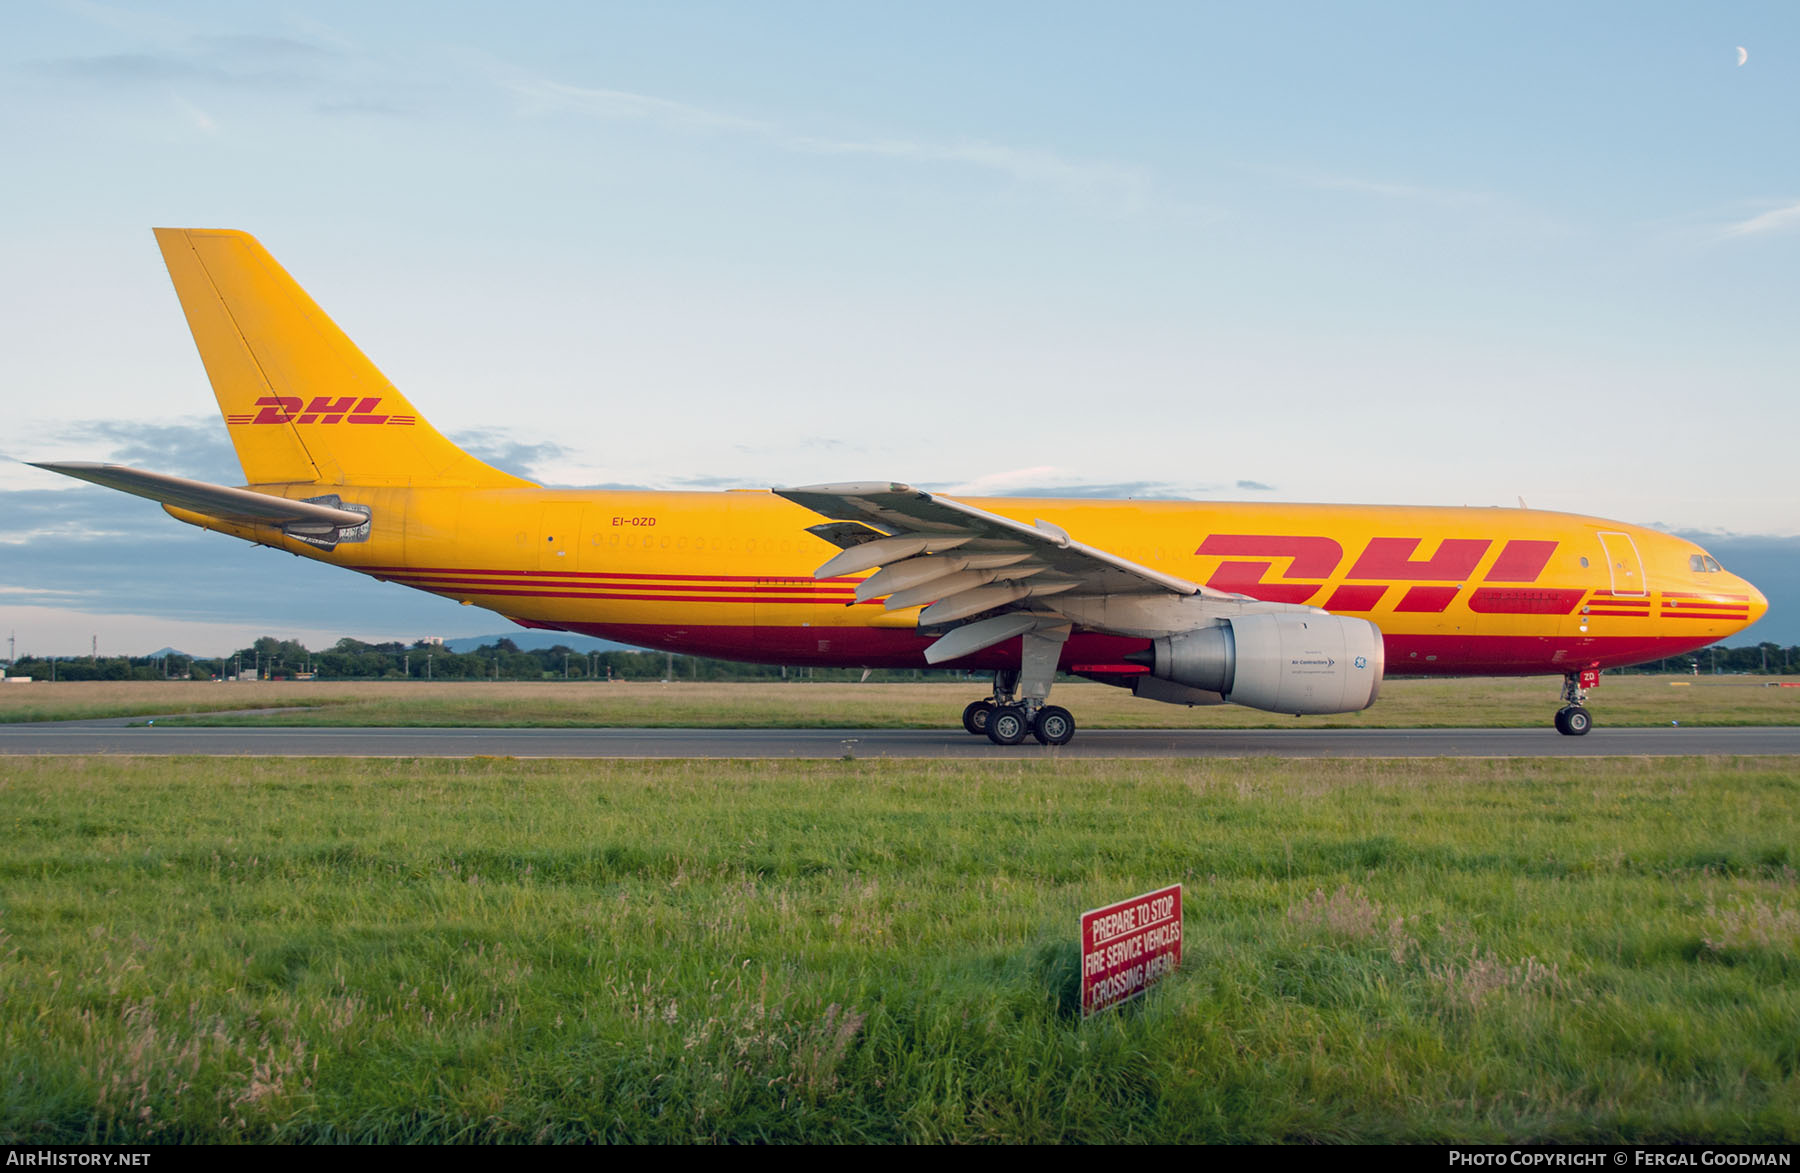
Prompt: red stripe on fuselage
<box><xmin>1466</xmin><ymin>587</ymin><xmax>1585</xmax><ymax>615</ymax></box>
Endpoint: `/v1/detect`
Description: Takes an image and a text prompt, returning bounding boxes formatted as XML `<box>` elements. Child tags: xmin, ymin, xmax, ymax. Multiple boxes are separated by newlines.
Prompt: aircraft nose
<box><xmin>1744</xmin><ymin>578</ymin><xmax>1770</xmax><ymax>627</ymax></box>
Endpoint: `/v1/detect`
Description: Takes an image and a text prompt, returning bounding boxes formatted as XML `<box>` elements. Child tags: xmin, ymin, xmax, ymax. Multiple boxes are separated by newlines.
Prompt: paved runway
<box><xmin>3</xmin><ymin>722</ymin><xmax>1798</xmax><ymax>758</ymax></box>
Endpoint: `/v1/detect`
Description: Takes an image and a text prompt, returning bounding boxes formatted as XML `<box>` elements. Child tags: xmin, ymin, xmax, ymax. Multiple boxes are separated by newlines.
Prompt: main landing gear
<box><xmin>1554</xmin><ymin>671</ymin><xmax>1595</xmax><ymax>736</ymax></box>
<box><xmin>962</xmin><ymin>685</ymin><xmax>1076</xmax><ymax>746</ymax></box>
<box><xmin>959</xmin><ymin>627</ymin><xmax>1078</xmax><ymax>746</ymax></box>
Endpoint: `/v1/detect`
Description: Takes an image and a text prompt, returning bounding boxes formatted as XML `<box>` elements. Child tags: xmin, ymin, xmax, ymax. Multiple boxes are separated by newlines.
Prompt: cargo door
<box><xmin>754</xmin><ymin>572</ymin><xmax>833</xmax><ymax>663</ymax></box>
<box><xmin>540</xmin><ymin>500</ymin><xmax>585</xmax><ymax>570</ymax></box>
<box><xmin>1596</xmin><ymin>531</ymin><xmax>1646</xmax><ymax>598</ymax></box>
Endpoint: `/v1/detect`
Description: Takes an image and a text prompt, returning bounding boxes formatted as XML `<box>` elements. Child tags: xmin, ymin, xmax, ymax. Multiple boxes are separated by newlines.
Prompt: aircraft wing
<box><xmin>31</xmin><ymin>462</ymin><xmax>366</xmax><ymax>529</ymax></box>
<box><xmin>776</xmin><ymin>483</ymin><xmax>1237</xmax><ymax>654</ymax></box>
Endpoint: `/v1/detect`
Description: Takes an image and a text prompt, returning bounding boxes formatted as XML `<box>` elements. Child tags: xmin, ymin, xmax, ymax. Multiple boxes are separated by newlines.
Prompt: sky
<box><xmin>2</xmin><ymin>1</ymin><xmax>1796</xmax><ymax>655</ymax></box>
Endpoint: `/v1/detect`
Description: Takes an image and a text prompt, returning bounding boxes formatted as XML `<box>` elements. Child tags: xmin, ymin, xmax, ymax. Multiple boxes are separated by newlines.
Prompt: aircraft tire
<box><xmin>1559</xmin><ymin>706</ymin><xmax>1592</xmax><ymax>736</ymax></box>
<box><xmin>962</xmin><ymin>700</ymin><xmax>996</xmax><ymax>736</ymax></box>
<box><xmin>1032</xmin><ymin>705</ymin><xmax>1075</xmax><ymax>746</ymax></box>
<box><xmin>987</xmin><ymin>706</ymin><xmax>1030</xmax><ymax>745</ymax></box>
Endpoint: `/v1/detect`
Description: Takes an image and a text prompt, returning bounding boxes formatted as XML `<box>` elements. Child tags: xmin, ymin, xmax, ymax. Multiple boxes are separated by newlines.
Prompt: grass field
<box><xmin>3</xmin><ymin>675</ymin><xmax>1799</xmax><ymax>729</ymax></box>
<box><xmin>1</xmin><ymin>754</ymin><xmax>1795</xmax><ymax>1142</ymax></box>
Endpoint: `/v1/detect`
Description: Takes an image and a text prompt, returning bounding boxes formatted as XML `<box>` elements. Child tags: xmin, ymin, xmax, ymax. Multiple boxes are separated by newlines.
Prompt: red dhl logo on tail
<box><xmin>1198</xmin><ymin>535</ymin><xmax>1583</xmax><ymax>614</ymax></box>
<box><xmin>226</xmin><ymin>396</ymin><xmax>417</xmax><ymax>426</ymax></box>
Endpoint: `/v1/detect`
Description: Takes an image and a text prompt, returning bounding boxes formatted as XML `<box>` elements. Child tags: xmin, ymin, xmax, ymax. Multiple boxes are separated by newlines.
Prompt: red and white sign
<box><xmin>1080</xmin><ymin>884</ymin><xmax>1182</xmax><ymax>1017</ymax></box>
<box><xmin>1579</xmin><ymin>668</ymin><xmax>1600</xmax><ymax>690</ymax></box>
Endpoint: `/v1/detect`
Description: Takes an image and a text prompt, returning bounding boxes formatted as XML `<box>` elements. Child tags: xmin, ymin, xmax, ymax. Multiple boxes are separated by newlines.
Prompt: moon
<box><xmin>1737</xmin><ymin>46</ymin><xmax>1748</xmax><ymax>66</ymax></box>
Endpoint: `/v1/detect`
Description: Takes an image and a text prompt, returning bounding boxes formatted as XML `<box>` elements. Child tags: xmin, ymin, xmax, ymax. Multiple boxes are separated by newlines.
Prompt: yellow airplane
<box><xmin>35</xmin><ymin>229</ymin><xmax>1769</xmax><ymax>745</ymax></box>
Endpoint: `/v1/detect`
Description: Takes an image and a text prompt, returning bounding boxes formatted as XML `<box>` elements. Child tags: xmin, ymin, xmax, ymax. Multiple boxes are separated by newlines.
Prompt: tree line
<box><xmin>2</xmin><ymin>636</ymin><xmax>973</xmax><ymax>683</ymax></box>
<box><xmin>5</xmin><ymin>635</ymin><xmax>1799</xmax><ymax>683</ymax></box>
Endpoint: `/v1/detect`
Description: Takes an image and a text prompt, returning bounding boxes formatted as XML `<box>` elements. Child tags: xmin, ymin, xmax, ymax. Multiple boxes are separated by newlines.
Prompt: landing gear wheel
<box><xmin>1032</xmin><ymin>705</ymin><xmax>1075</xmax><ymax>746</ymax></box>
<box><xmin>1556</xmin><ymin>705</ymin><xmax>1592</xmax><ymax>736</ymax></box>
<box><xmin>986</xmin><ymin>706</ymin><xmax>1030</xmax><ymax>745</ymax></box>
<box><xmin>962</xmin><ymin>700</ymin><xmax>996</xmax><ymax>736</ymax></box>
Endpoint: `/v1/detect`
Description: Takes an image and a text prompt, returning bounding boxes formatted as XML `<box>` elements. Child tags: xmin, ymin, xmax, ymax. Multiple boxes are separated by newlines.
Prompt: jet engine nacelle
<box><xmin>1145</xmin><ymin>612</ymin><xmax>1385</xmax><ymax>715</ymax></box>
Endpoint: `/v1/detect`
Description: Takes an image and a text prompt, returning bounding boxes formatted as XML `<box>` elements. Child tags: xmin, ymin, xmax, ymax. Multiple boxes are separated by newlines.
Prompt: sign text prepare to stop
<box><xmin>1080</xmin><ymin>884</ymin><xmax>1182</xmax><ymax>1017</ymax></box>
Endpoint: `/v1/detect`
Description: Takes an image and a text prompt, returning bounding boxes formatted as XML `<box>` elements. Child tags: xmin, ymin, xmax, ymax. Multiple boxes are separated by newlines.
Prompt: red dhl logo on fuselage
<box><xmin>226</xmin><ymin>396</ymin><xmax>417</xmax><ymax>426</ymax></box>
<box><xmin>1199</xmin><ymin>535</ymin><xmax>1583</xmax><ymax>615</ymax></box>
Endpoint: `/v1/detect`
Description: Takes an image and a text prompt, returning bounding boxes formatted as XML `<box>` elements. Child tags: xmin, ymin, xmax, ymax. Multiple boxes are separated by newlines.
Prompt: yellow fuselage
<box><xmin>176</xmin><ymin>487</ymin><xmax>1767</xmax><ymax>674</ymax></box>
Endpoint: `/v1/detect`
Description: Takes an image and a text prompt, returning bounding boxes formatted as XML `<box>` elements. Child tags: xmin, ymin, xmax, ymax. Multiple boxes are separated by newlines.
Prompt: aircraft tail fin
<box><xmin>153</xmin><ymin>228</ymin><xmax>531</xmax><ymax>489</ymax></box>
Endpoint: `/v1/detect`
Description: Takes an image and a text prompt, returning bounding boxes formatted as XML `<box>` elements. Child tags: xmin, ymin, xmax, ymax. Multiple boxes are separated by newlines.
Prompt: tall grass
<box><xmin>0</xmin><ymin>755</ymin><xmax>1794</xmax><ymax>1141</ymax></box>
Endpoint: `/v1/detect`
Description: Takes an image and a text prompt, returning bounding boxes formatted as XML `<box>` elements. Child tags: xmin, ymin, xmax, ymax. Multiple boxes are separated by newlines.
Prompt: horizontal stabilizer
<box><xmin>32</xmin><ymin>463</ymin><xmax>366</xmax><ymax>528</ymax></box>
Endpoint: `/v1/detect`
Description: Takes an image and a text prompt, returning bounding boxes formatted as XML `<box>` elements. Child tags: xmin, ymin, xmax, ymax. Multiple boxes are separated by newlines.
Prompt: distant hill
<box><xmin>441</xmin><ymin>632</ymin><xmax>642</xmax><ymax>655</ymax></box>
<box><xmin>142</xmin><ymin>646</ymin><xmax>198</xmax><ymax>659</ymax></box>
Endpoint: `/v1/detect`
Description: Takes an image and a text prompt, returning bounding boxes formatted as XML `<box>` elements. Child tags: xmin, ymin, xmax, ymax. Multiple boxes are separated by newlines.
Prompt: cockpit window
<box><xmin>1704</xmin><ymin>555</ymin><xmax>1723</xmax><ymax>573</ymax></box>
<box><xmin>1689</xmin><ymin>553</ymin><xmax>1724</xmax><ymax>573</ymax></box>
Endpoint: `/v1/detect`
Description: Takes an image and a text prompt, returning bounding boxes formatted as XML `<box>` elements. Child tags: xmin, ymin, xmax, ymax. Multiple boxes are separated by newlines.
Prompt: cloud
<box><xmin>934</xmin><ymin>467</ymin><xmax>1208</xmax><ymax>499</ymax></box>
<box><xmin>509</xmin><ymin>78</ymin><xmax>1151</xmax><ymax>209</ymax></box>
<box><xmin>173</xmin><ymin>95</ymin><xmax>217</xmax><ymax>134</ymax></box>
<box><xmin>788</xmin><ymin>135</ymin><xmax>1149</xmax><ymax>207</ymax></box>
<box><xmin>1250</xmin><ymin>164</ymin><xmax>1573</xmax><ymax>236</ymax></box>
<box><xmin>517</xmin><ymin>81</ymin><xmax>767</xmax><ymax>135</ymax></box>
<box><xmin>444</xmin><ymin>429</ymin><xmax>566</xmax><ymax>483</ymax></box>
<box><xmin>1300</xmin><ymin>172</ymin><xmax>1495</xmax><ymax>207</ymax></box>
<box><xmin>1236</xmin><ymin>480</ymin><xmax>1275</xmax><ymax>492</ymax></box>
<box><xmin>315</xmin><ymin>99</ymin><xmax>414</xmax><ymax>118</ymax></box>
<box><xmin>31</xmin><ymin>416</ymin><xmax>243</xmax><ymax>483</ymax></box>
<box><xmin>33</xmin><ymin>34</ymin><xmax>344</xmax><ymax>91</ymax></box>
<box><xmin>39</xmin><ymin>52</ymin><xmax>226</xmax><ymax>84</ymax></box>
<box><xmin>0</xmin><ymin>487</ymin><xmax>142</xmax><ymax>545</ymax></box>
<box><xmin>189</xmin><ymin>34</ymin><xmax>337</xmax><ymax>61</ymax></box>
<box><xmin>986</xmin><ymin>481</ymin><xmax>1200</xmax><ymax>499</ymax></box>
<box><xmin>25</xmin><ymin>416</ymin><xmax>572</xmax><ymax>486</ymax></box>
<box><xmin>28</xmin><ymin>29</ymin><xmax>406</xmax><ymax>122</ymax></box>
<box><xmin>1720</xmin><ymin>201</ymin><xmax>1800</xmax><ymax>238</ymax></box>
<box><xmin>670</xmin><ymin>473</ymin><xmax>760</xmax><ymax>489</ymax></box>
